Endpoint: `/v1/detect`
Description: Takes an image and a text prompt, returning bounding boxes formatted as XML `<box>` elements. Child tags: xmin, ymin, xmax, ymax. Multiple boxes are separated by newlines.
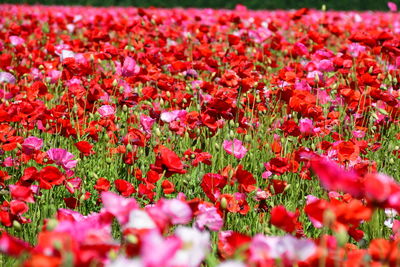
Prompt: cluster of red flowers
<box><xmin>0</xmin><ymin>3</ymin><xmax>399</xmax><ymax>267</ymax></box>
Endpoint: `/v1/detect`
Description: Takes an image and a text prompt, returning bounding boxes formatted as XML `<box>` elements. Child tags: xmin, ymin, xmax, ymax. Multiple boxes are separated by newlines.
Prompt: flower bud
<box><xmin>126</xmin><ymin>234</ymin><xmax>138</xmax><ymax>244</ymax></box>
<box><xmin>155</xmin><ymin>127</ymin><xmax>162</xmax><ymax>137</ymax></box>
<box><xmin>334</xmin><ymin>225</ymin><xmax>349</xmax><ymax>247</ymax></box>
<box><xmin>126</xmin><ymin>143</ymin><xmax>133</xmax><ymax>152</ymax></box>
<box><xmin>220</xmin><ymin>197</ymin><xmax>228</xmax><ymax>210</ymax></box>
<box><xmin>13</xmin><ymin>220</ymin><xmax>21</xmax><ymax>231</ymax></box>
<box><xmin>46</xmin><ymin>218</ymin><xmax>59</xmax><ymax>231</ymax></box>
<box><xmin>323</xmin><ymin>209</ymin><xmax>336</xmax><ymax>228</ymax></box>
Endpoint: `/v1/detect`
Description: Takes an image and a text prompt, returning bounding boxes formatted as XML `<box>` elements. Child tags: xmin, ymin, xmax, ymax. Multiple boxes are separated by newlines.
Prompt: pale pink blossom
<box><xmin>101</xmin><ymin>191</ymin><xmax>138</xmax><ymax>225</ymax></box>
<box><xmin>161</xmin><ymin>199</ymin><xmax>192</xmax><ymax>225</ymax></box>
<box><xmin>160</xmin><ymin>110</ymin><xmax>187</xmax><ymax>123</ymax></box>
<box><xmin>54</xmin><ymin>211</ymin><xmax>114</xmax><ymax>245</ymax></box>
<box><xmin>347</xmin><ymin>43</ymin><xmax>366</xmax><ymax>57</ymax></box>
<box><xmin>223</xmin><ymin>139</ymin><xmax>247</xmax><ymax>159</ymax></box>
<box><xmin>170</xmin><ymin>227</ymin><xmax>210</xmax><ymax>267</ymax></box>
<box><xmin>141</xmin><ymin>230</ymin><xmax>181</xmax><ymax>267</ymax></box>
<box><xmin>47</xmin><ymin>70</ymin><xmax>62</xmax><ymax>83</ymax></box>
<box><xmin>9</xmin><ymin>36</ymin><xmax>24</xmax><ymax>46</ymax></box>
<box><xmin>249</xmin><ymin>234</ymin><xmax>316</xmax><ymax>264</ymax></box>
<box><xmin>0</xmin><ymin>72</ymin><xmax>16</xmax><ymax>84</ymax></box>
<box><xmin>195</xmin><ymin>203</ymin><xmax>223</xmax><ymax>231</ymax></box>
<box><xmin>126</xmin><ymin>209</ymin><xmax>157</xmax><ymax>230</ymax></box>
<box><xmin>98</xmin><ymin>105</ymin><xmax>115</xmax><ymax>117</ymax></box>
<box><xmin>60</xmin><ymin>50</ymin><xmax>75</xmax><ymax>62</ymax></box>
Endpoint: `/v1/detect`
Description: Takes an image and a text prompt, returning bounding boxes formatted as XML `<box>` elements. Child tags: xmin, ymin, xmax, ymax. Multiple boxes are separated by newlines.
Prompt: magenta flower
<box><xmin>98</xmin><ymin>105</ymin><xmax>115</xmax><ymax>117</ymax></box>
<box><xmin>195</xmin><ymin>203</ymin><xmax>223</xmax><ymax>231</ymax></box>
<box><xmin>352</xmin><ymin>130</ymin><xmax>366</xmax><ymax>138</ymax></box>
<box><xmin>388</xmin><ymin>1</ymin><xmax>398</xmax><ymax>12</ymax></box>
<box><xmin>311</xmin><ymin>158</ymin><xmax>363</xmax><ymax>197</ymax></box>
<box><xmin>47</xmin><ymin>70</ymin><xmax>62</xmax><ymax>83</ymax></box>
<box><xmin>54</xmin><ymin>211</ymin><xmax>114</xmax><ymax>245</ymax></box>
<box><xmin>47</xmin><ymin>148</ymin><xmax>77</xmax><ymax>170</ymax></box>
<box><xmin>22</xmin><ymin>136</ymin><xmax>43</xmax><ymax>155</ymax></box>
<box><xmin>317</xmin><ymin>59</ymin><xmax>334</xmax><ymax>72</ymax></box>
<box><xmin>223</xmin><ymin>139</ymin><xmax>247</xmax><ymax>159</ymax></box>
<box><xmin>140</xmin><ymin>114</ymin><xmax>156</xmax><ymax>134</ymax></box>
<box><xmin>299</xmin><ymin>118</ymin><xmax>314</xmax><ymax>135</ymax></box>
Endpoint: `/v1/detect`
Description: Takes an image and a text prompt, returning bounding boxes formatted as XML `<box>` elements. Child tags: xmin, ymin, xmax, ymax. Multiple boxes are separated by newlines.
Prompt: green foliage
<box><xmin>1</xmin><ymin>0</ymin><xmax>397</xmax><ymax>10</ymax></box>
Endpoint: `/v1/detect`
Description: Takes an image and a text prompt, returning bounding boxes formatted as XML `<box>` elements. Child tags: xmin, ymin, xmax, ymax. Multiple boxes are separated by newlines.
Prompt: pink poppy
<box><xmin>9</xmin><ymin>36</ymin><xmax>24</xmax><ymax>46</ymax></box>
<box><xmin>140</xmin><ymin>114</ymin><xmax>156</xmax><ymax>134</ymax></box>
<box><xmin>22</xmin><ymin>136</ymin><xmax>43</xmax><ymax>155</ymax></box>
<box><xmin>98</xmin><ymin>105</ymin><xmax>115</xmax><ymax>117</ymax></box>
<box><xmin>101</xmin><ymin>191</ymin><xmax>138</xmax><ymax>225</ymax></box>
<box><xmin>223</xmin><ymin>139</ymin><xmax>247</xmax><ymax>159</ymax></box>
<box><xmin>47</xmin><ymin>148</ymin><xmax>77</xmax><ymax>170</ymax></box>
<box><xmin>121</xmin><ymin>56</ymin><xmax>140</xmax><ymax>77</ymax></box>
<box><xmin>160</xmin><ymin>110</ymin><xmax>187</xmax><ymax>123</ymax></box>
<box><xmin>161</xmin><ymin>199</ymin><xmax>192</xmax><ymax>225</ymax></box>
<box><xmin>141</xmin><ymin>230</ymin><xmax>181</xmax><ymax>267</ymax></box>
<box><xmin>388</xmin><ymin>2</ymin><xmax>398</xmax><ymax>12</ymax></box>
<box><xmin>0</xmin><ymin>72</ymin><xmax>16</xmax><ymax>84</ymax></box>
<box><xmin>195</xmin><ymin>203</ymin><xmax>223</xmax><ymax>231</ymax></box>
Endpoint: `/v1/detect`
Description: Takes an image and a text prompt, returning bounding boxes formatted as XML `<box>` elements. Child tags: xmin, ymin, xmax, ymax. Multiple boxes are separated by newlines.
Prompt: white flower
<box><xmin>170</xmin><ymin>227</ymin><xmax>210</xmax><ymax>267</ymax></box>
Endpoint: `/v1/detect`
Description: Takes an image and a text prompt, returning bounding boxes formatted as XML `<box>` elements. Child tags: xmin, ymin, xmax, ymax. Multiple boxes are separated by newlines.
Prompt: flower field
<box><xmin>0</xmin><ymin>3</ymin><xmax>400</xmax><ymax>266</ymax></box>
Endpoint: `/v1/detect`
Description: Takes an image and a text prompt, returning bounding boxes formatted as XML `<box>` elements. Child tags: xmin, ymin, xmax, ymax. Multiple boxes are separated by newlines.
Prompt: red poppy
<box><xmin>150</xmin><ymin>145</ymin><xmax>186</xmax><ymax>177</ymax></box>
<box><xmin>201</xmin><ymin>173</ymin><xmax>227</xmax><ymax>202</ymax></box>
<box><xmin>233</xmin><ymin>165</ymin><xmax>256</xmax><ymax>193</ymax></box>
<box><xmin>39</xmin><ymin>166</ymin><xmax>65</xmax><ymax>190</ymax></box>
<box><xmin>9</xmin><ymin>185</ymin><xmax>35</xmax><ymax>203</ymax></box>
<box><xmin>94</xmin><ymin>178</ymin><xmax>111</xmax><ymax>192</ymax></box>
<box><xmin>264</xmin><ymin>157</ymin><xmax>291</xmax><ymax>175</ymax></box>
<box><xmin>270</xmin><ymin>205</ymin><xmax>301</xmax><ymax>233</ymax></box>
<box><xmin>218</xmin><ymin>231</ymin><xmax>251</xmax><ymax>259</ymax></box>
<box><xmin>0</xmin><ymin>231</ymin><xmax>31</xmax><ymax>257</ymax></box>
<box><xmin>114</xmin><ymin>179</ymin><xmax>136</xmax><ymax>197</ymax></box>
<box><xmin>161</xmin><ymin>180</ymin><xmax>175</xmax><ymax>194</ymax></box>
<box><xmin>75</xmin><ymin>141</ymin><xmax>95</xmax><ymax>156</ymax></box>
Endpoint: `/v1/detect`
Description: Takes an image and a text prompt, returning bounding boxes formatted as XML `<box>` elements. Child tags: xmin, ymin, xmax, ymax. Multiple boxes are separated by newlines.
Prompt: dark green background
<box><xmin>0</xmin><ymin>0</ymin><xmax>398</xmax><ymax>10</ymax></box>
